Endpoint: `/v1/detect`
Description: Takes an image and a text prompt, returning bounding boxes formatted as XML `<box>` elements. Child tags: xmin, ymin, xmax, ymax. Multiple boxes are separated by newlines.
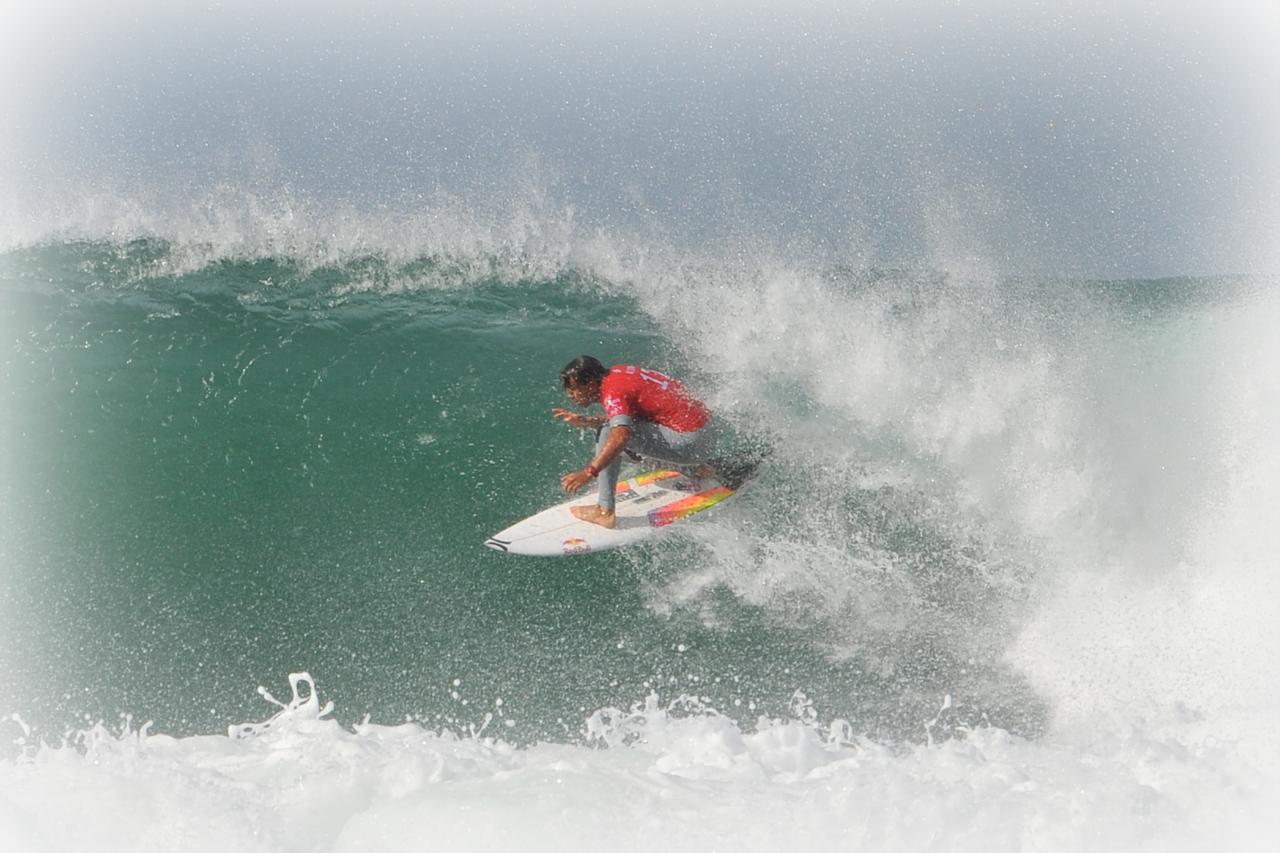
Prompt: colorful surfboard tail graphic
<box><xmin>614</xmin><ymin>470</ymin><xmax>682</xmax><ymax>494</ymax></box>
<box><xmin>647</xmin><ymin>486</ymin><xmax>734</xmax><ymax>527</ymax></box>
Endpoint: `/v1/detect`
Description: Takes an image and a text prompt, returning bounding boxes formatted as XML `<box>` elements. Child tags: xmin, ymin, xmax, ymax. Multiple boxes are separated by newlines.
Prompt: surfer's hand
<box><xmin>553</xmin><ymin>408</ymin><xmax>595</xmax><ymax>429</ymax></box>
<box><xmin>561</xmin><ymin>469</ymin><xmax>593</xmax><ymax>493</ymax></box>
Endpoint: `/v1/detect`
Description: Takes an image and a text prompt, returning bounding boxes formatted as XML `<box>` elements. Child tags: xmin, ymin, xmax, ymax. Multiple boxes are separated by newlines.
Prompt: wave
<box><xmin>4</xmin><ymin>205</ymin><xmax>1280</xmax><ymax>853</ymax></box>
<box><xmin>7</xmin><ymin>232</ymin><xmax>1278</xmax><ymax>735</ymax></box>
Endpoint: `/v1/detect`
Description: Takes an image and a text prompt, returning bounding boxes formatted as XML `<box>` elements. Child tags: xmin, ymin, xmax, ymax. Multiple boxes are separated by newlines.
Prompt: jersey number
<box><xmin>636</xmin><ymin>368</ymin><xmax>671</xmax><ymax>391</ymax></box>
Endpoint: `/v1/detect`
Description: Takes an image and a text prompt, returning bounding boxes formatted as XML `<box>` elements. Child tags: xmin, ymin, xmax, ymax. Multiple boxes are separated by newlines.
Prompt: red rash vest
<box><xmin>600</xmin><ymin>365</ymin><xmax>710</xmax><ymax>433</ymax></box>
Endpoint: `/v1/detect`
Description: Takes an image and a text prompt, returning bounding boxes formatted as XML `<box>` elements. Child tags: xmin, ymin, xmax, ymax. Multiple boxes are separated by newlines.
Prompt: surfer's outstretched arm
<box><xmin>552</xmin><ymin>408</ymin><xmax>605</xmax><ymax>429</ymax></box>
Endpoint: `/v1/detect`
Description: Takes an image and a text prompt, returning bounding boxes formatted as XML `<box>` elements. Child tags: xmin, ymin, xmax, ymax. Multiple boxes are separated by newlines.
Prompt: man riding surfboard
<box><xmin>554</xmin><ymin>355</ymin><xmax>718</xmax><ymax>529</ymax></box>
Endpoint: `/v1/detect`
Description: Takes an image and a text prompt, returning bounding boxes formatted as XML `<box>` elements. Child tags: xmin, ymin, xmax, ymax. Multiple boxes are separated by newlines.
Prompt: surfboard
<box><xmin>484</xmin><ymin>469</ymin><xmax>745</xmax><ymax>557</ymax></box>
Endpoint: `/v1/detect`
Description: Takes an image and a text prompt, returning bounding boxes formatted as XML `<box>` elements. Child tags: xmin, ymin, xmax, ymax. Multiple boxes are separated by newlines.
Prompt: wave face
<box><xmin>3</xmin><ymin>234</ymin><xmax>1279</xmax><ymax>849</ymax></box>
<box><xmin>3</xmin><ymin>1</ymin><xmax>1280</xmax><ymax>849</ymax></box>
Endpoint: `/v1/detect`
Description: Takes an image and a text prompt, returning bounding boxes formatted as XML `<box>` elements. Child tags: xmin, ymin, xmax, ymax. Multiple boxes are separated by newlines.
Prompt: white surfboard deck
<box><xmin>484</xmin><ymin>469</ymin><xmax>740</xmax><ymax>557</ymax></box>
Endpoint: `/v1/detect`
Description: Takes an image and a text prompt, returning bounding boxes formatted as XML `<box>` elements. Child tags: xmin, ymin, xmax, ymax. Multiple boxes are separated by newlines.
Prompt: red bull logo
<box><xmin>561</xmin><ymin>537</ymin><xmax>591</xmax><ymax>555</ymax></box>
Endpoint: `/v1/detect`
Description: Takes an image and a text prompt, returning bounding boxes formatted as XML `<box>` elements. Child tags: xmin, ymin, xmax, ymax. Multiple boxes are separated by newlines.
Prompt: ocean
<box><xmin>3</xmin><ymin>2</ymin><xmax>1279</xmax><ymax>850</ymax></box>
<box><xmin>3</xmin><ymin>234</ymin><xmax>1278</xmax><ymax>850</ymax></box>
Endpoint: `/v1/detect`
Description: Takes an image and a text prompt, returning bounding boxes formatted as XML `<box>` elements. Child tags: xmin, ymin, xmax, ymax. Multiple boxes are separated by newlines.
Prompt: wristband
<box><xmin>585</xmin><ymin>464</ymin><xmax>600</xmax><ymax>477</ymax></box>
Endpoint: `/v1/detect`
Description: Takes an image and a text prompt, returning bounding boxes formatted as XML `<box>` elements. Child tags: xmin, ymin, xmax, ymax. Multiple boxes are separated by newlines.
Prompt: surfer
<box><xmin>554</xmin><ymin>355</ymin><xmax>717</xmax><ymax>528</ymax></box>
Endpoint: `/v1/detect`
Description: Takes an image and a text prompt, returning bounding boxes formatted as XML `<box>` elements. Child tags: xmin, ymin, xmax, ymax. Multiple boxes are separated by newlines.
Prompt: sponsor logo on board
<box><xmin>562</xmin><ymin>537</ymin><xmax>591</xmax><ymax>555</ymax></box>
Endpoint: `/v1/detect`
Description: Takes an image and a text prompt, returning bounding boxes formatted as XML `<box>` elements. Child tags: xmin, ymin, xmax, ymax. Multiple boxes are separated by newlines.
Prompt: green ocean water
<box><xmin>9</xmin><ymin>238</ymin><xmax>1268</xmax><ymax>749</ymax></box>
<box><xmin>3</xmin><ymin>240</ymin><xmax>1050</xmax><ymax>744</ymax></box>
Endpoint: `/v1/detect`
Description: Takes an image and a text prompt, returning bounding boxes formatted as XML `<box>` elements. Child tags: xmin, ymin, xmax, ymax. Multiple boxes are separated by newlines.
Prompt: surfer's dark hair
<box><xmin>560</xmin><ymin>355</ymin><xmax>609</xmax><ymax>388</ymax></box>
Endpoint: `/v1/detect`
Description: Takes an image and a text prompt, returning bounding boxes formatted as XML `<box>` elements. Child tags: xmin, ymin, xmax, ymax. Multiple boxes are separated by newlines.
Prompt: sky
<box><xmin>2</xmin><ymin>0</ymin><xmax>1278</xmax><ymax>276</ymax></box>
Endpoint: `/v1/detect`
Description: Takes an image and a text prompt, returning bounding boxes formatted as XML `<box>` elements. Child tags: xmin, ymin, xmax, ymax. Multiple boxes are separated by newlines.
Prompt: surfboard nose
<box><xmin>484</xmin><ymin>537</ymin><xmax>510</xmax><ymax>552</ymax></box>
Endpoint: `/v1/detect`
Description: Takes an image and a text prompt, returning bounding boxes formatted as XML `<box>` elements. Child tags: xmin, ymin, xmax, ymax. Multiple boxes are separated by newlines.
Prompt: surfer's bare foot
<box><xmin>695</xmin><ymin>463</ymin><xmax>717</xmax><ymax>480</ymax></box>
<box><xmin>571</xmin><ymin>505</ymin><xmax>617</xmax><ymax>528</ymax></box>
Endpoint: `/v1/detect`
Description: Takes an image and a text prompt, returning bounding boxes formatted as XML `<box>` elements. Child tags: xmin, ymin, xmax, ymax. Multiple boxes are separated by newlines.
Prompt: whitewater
<box><xmin>2</xmin><ymin>669</ymin><xmax>1275</xmax><ymax>853</ymax></box>
<box><xmin>4</xmin><ymin>1</ymin><xmax>1280</xmax><ymax>850</ymax></box>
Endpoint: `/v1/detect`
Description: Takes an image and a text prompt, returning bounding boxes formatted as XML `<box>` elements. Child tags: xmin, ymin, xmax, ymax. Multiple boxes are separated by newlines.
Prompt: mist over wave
<box><xmin>4</xmin><ymin>0</ymin><xmax>1279</xmax><ymax>275</ymax></box>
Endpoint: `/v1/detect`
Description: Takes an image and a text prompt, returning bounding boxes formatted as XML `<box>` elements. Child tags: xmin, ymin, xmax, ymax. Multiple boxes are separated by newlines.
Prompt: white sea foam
<box><xmin>1005</xmin><ymin>282</ymin><xmax>1280</xmax><ymax>763</ymax></box>
<box><xmin>615</xmin><ymin>251</ymin><xmax>1280</xmax><ymax>718</ymax></box>
<box><xmin>1</xmin><ymin>673</ymin><xmax>1276</xmax><ymax>852</ymax></box>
